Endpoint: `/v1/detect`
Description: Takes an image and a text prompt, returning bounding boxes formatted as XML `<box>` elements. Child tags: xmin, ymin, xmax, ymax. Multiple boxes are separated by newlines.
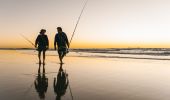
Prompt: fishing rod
<box><xmin>69</xmin><ymin>0</ymin><xmax>89</xmax><ymax>47</ymax></box>
<box><xmin>23</xmin><ymin>71</ymin><xmax>58</xmax><ymax>76</ymax></box>
<box><xmin>65</xmin><ymin>70</ymin><xmax>74</xmax><ymax>100</ymax></box>
<box><xmin>23</xmin><ymin>82</ymin><xmax>34</xmax><ymax>98</ymax></box>
<box><xmin>20</xmin><ymin>34</ymin><xmax>35</xmax><ymax>47</ymax></box>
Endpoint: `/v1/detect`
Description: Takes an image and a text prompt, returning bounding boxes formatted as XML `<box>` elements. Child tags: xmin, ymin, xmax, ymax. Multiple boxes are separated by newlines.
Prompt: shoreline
<box><xmin>1</xmin><ymin>48</ymin><xmax>170</xmax><ymax>56</ymax></box>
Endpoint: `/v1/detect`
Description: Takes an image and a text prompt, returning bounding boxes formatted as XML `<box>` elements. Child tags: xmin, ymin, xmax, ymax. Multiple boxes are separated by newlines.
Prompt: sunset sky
<box><xmin>1</xmin><ymin>0</ymin><xmax>170</xmax><ymax>48</ymax></box>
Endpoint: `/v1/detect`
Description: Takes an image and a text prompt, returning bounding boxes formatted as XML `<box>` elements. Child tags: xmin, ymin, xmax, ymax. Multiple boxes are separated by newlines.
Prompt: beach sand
<box><xmin>1</xmin><ymin>50</ymin><xmax>170</xmax><ymax>100</ymax></box>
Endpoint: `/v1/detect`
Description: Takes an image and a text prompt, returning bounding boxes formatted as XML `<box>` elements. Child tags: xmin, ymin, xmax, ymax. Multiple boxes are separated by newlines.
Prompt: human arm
<box><xmin>53</xmin><ymin>78</ymin><xmax>56</xmax><ymax>88</ymax></box>
<box><xmin>46</xmin><ymin>35</ymin><xmax>49</xmax><ymax>49</ymax></box>
<box><xmin>35</xmin><ymin>35</ymin><xmax>39</xmax><ymax>48</ymax></box>
<box><xmin>65</xmin><ymin>73</ymin><xmax>69</xmax><ymax>89</ymax></box>
<box><xmin>64</xmin><ymin>33</ymin><xmax>70</xmax><ymax>48</ymax></box>
<box><xmin>34</xmin><ymin>80</ymin><xmax>37</xmax><ymax>89</ymax></box>
<box><xmin>54</xmin><ymin>34</ymin><xmax>57</xmax><ymax>50</ymax></box>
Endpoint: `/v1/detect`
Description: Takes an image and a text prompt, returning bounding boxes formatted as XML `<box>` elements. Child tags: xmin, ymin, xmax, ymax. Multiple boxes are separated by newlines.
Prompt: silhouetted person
<box><xmin>34</xmin><ymin>63</ymin><xmax>48</xmax><ymax>99</ymax></box>
<box><xmin>54</xmin><ymin>27</ymin><xmax>69</xmax><ymax>63</ymax></box>
<box><xmin>54</xmin><ymin>63</ymin><xmax>69</xmax><ymax>100</ymax></box>
<box><xmin>35</xmin><ymin>29</ymin><xmax>49</xmax><ymax>64</ymax></box>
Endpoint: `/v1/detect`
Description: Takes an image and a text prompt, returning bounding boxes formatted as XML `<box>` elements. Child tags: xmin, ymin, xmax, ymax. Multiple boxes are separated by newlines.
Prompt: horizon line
<box><xmin>1</xmin><ymin>47</ymin><xmax>170</xmax><ymax>50</ymax></box>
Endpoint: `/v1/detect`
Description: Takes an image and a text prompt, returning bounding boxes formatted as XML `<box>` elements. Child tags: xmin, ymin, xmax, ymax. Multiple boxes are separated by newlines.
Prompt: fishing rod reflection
<box><xmin>54</xmin><ymin>63</ymin><xmax>69</xmax><ymax>100</ymax></box>
<box><xmin>34</xmin><ymin>63</ymin><xmax>48</xmax><ymax>99</ymax></box>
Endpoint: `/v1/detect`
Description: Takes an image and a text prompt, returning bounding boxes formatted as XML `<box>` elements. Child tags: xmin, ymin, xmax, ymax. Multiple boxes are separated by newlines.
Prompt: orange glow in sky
<box><xmin>1</xmin><ymin>0</ymin><xmax>170</xmax><ymax>48</ymax></box>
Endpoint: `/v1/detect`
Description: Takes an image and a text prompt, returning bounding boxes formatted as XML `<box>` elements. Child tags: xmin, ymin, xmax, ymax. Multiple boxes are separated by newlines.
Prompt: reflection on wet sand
<box><xmin>3</xmin><ymin>50</ymin><xmax>170</xmax><ymax>100</ymax></box>
<box><xmin>34</xmin><ymin>63</ymin><xmax>48</xmax><ymax>99</ymax></box>
<box><xmin>54</xmin><ymin>63</ymin><xmax>69</xmax><ymax>100</ymax></box>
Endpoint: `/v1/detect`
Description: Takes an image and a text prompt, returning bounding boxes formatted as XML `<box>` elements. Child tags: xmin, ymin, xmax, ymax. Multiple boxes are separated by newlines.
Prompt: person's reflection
<box><xmin>34</xmin><ymin>63</ymin><xmax>48</xmax><ymax>99</ymax></box>
<box><xmin>54</xmin><ymin>63</ymin><xmax>69</xmax><ymax>100</ymax></box>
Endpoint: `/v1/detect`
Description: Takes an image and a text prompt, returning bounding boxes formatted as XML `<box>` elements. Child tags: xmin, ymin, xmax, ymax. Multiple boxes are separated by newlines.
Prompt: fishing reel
<box><xmin>66</xmin><ymin>48</ymin><xmax>69</xmax><ymax>54</ymax></box>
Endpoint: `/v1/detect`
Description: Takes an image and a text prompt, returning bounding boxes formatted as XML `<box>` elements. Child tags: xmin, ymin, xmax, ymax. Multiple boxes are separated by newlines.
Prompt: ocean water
<box><xmin>1</xmin><ymin>49</ymin><xmax>170</xmax><ymax>100</ymax></box>
<box><xmin>18</xmin><ymin>48</ymin><xmax>170</xmax><ymax>60</ymax></box>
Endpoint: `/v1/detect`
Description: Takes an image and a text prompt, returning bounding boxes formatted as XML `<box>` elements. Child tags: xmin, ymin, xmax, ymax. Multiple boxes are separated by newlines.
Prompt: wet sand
<box><xmin>1</xmin><ymin>50</ymin><xmax>170</xmax><ymax>100</ymax></box>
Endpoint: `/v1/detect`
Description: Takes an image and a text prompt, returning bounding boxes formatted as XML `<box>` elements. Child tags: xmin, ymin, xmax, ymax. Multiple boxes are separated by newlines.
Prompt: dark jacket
<box><xmin>35</xmin><ymin>34</ymin><xmax>49</xmax><ymax>49</ymax></box>
<box><xmin>54</xmin><ymin>32</ymin><xmax>69</xmax><ymax>48</ymax></box>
